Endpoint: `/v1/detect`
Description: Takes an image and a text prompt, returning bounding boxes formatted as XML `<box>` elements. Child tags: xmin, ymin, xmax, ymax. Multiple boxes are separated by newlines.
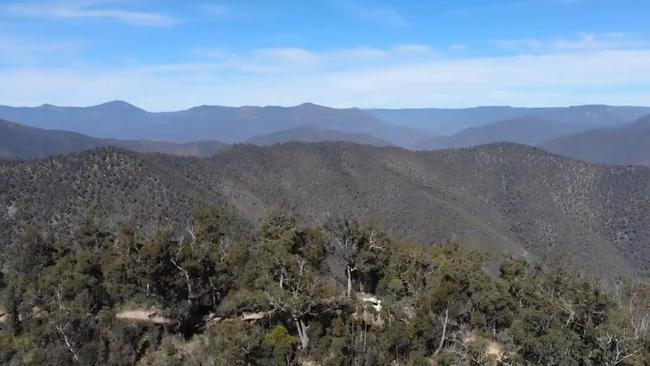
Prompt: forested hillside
<box><xmin>2</xmin><ymin>208</ymin><xmax>650</xmax><ymax>365</ymax></box>
<box><xmin>4</xmin><ymin>0</ymin><xmax>650</xmax><ymax>364</ymax></box>
<box><xmin>2</xmin><ymin>143</ymin><xmax>650</xmax><ymax>280</ymax></box>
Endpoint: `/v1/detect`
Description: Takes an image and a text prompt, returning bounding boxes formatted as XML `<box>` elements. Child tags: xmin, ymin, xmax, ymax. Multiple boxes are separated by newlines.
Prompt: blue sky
<box><xmin>1</xmin><ymin>0</ymin><xmax>649</xmax><ymax>110</ymax></box>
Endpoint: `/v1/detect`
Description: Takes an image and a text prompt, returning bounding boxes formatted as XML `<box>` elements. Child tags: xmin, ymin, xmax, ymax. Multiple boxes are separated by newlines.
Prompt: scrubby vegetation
<box><xmin>2</xmin><ymin>206</ymin><xmax>650</xmax><ymax>365</ymax></box>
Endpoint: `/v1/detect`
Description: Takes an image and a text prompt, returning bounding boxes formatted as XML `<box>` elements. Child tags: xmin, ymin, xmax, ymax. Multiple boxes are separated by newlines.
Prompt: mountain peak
<box><xmin>95</xmin><ymin>100</ymin><xmax>145</xmax><ymax>112</ymax></box>
<box><xmin>38</xmin><ymin>103</ymin><xmax>63</xmax><ymax>111</ymax></box>
<box><xmin>295</xmin><ymin>102</ymin><xmax>329</xmax><ymax>110</ymax></box>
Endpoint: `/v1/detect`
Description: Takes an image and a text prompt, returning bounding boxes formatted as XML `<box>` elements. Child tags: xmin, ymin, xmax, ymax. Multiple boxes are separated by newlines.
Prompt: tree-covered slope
<box><xmin>1</xmin><ymin>209</ymin><xmax>649</xmax><ymax>365</ymax></box>
<box><xmin>2</xmin><ymin>142</ymin><xmax>650</xmax><ymax>278</ymax></box>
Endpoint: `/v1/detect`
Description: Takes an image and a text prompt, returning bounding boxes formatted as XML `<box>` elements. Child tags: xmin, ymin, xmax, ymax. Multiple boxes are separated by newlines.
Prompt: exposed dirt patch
<box><xmin>115</xmin><ymin>309</ymin><xmax>175</xmax><ymax>325</ymax></box>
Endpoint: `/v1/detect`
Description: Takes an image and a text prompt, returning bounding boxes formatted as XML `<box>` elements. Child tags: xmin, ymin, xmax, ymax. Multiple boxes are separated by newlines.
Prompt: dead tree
<box><xmin>54</xmin><ymin>284</ymin><xmax>79</xmax><ymax>362</ymax></box>
<box><xmin>56</xmin><ymin>322</ymin><xmax>79</xmax><ymax>362</ymax></box>
<box><xmin>432</xmin><ymin>305</ymin><xmax>450</xmax><ymax>358</ymax></box>
<box><xmin>171</xmin><ymin>235</ymin><xmax>194</xmax><ymax>305</ymax></box>
<box><xmin>597</xmin><ymin>333</ymin><xmax>640</xmax><ymax>366</ymax></box>
<box><xmin>265</xmin><ymin>264</ymin><xmax>335</xmax><ymax>351</ymax></box>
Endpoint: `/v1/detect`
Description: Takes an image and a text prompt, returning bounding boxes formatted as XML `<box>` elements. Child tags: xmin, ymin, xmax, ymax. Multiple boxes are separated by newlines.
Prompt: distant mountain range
<box><xmin>0</xmin><ymin>101</ymin><xmax>428</xmax><ymax>147</ymax></box>
<box><xmin>541</xmin><ymin>115</ymin><xmax>650</xmax><ymax>166</ymax></box>
<box><xmin>0</xmin><ymin>119</ymin><xmax>229</xmax><ymax>159</ymax></box>
<box><xmin>369</xmin><ymin>105</ymin><xmax>650</xmax><ymax>135</ymax></box>
<box><xmin>2</xmin><ymin>101</ymin><xmax>649</xmax><ymax>149</ymax></box>
<box><xmin>2</xmin><ymin>142</ymin><xmax>649</xmax><ymax>279</ymax></box>
<box><xmin>2</xmin><ymin>101</ymin><xmax>650</xmax><ymax>166</ymax></box>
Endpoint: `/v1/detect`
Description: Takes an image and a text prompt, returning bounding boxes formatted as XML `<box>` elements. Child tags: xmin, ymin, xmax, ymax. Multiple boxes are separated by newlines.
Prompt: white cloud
<box><xmin>1</xmin><ymin>44</ymin><xmax>650</xmax><ymax>110</ymax></box>
<box><xmin>4</xmin><ymin>1</ymin><xmax>176</xmax><ymax>27</ymax></box>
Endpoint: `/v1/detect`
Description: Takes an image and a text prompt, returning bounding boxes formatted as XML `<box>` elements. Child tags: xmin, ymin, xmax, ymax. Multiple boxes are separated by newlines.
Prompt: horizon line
<box><xmin>3</xmin><ymin>100</ymin><xmax>650</xmax><ymax>113</ymax></box>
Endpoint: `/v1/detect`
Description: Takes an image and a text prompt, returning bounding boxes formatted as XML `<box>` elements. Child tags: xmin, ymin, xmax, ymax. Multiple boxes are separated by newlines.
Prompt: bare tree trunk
<box><xmin>432</xmin><ymin>305</ymin><xmax>449</xmax><ymax>358</ymax></box>
<box><xmin>171</xmin><ymin>259</ymin><xmax>192</xmax><ymax>305</ymax></box>
<box><xmin>56</xmin><ymin>323</ymin><xmax>79</xmax><ymax>362</ymax></box>
<box><xmin>363</xmin><ymin>322</ymin><xmax>368</xmax><ymax>353</ymax></box>
<box><xmin>346</xmin><ymin>265</ymin><xmax>353</xmax><ymax>298</ymax></box>
<box><xmin>294</xmin><ymin>317</ymin><xmax>310</xmax><ymax>350</ymax></box>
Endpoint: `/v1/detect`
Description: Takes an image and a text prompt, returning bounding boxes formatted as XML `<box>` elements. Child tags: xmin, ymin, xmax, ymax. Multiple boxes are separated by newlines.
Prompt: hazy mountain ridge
<box><xmin>369</xmin><ymin>105</ymin><xmax>650</xmax><ymax>135</ymax></box>
<box><xmin>416</xmin><ymin>117</ymin><xmax>580</xmax><ymax>150</ymax></box>
<box><xmin>2</xmin><ymin>142</ymin><xmax>649</xmax><ymax>279</ymax></box>
<box><xmin>540</xmin><ymin>115</ymin><xmax>650</xmax><ymax>166</ymax></box>
<box><xmin>4</xmin><ymin>101</ymin><xmax>649</xmax><ymax>150</ymax></box>
<box><xmin>0</xmin><ymin>119</ymin><xmax>106</xmax><ymax>159</ymax></box>
<box><xmin>247</xmin><ymin>125</ymin><xmax>391</xmax><ymax>146</ymax></box>
<box><xmin>0</xmin><ymin>119</ymin><xmax>229</xmax><ymax>159</ymax></box>
<box><xmin>5</xmin><ymin>102</ymin><xmax>650</xmax><ymax>167</ymax></box>
<box><xmin>0</xmin><ymin>101</ymin><xmax>431</xmax><ymax>147</ymax></box>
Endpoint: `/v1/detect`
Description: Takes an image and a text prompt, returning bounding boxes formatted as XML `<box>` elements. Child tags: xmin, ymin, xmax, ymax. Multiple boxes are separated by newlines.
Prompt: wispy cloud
<box><xmin>0</xmin><ymin>35</ymin><xmax>82</xmax><ymax>64</ymax></box>
<box><xmin>4</xmin><ymin>1</ymin><xmax>176</xmax><ymax>27</ymax></box>
<box><xmin>197</xmin><ymin>3</ymin><xmax>232</xmax><ymax>17</ymax></box>
<box><xmin>191</xmin><ymin>44</ymin><xmax>436</xmax><ymax>73</ymax></box>
<box><xmin>492</xmin><ymin>33</ymin><xmax>647</xmax><ymax>53</ymax></box>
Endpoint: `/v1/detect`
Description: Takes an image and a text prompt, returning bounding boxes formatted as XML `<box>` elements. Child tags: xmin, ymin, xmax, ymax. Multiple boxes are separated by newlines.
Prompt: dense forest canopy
<box><xmin>2</xmin><ymin>206</ymin><xmax>650</xmax><ymax>365</ymax></box>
